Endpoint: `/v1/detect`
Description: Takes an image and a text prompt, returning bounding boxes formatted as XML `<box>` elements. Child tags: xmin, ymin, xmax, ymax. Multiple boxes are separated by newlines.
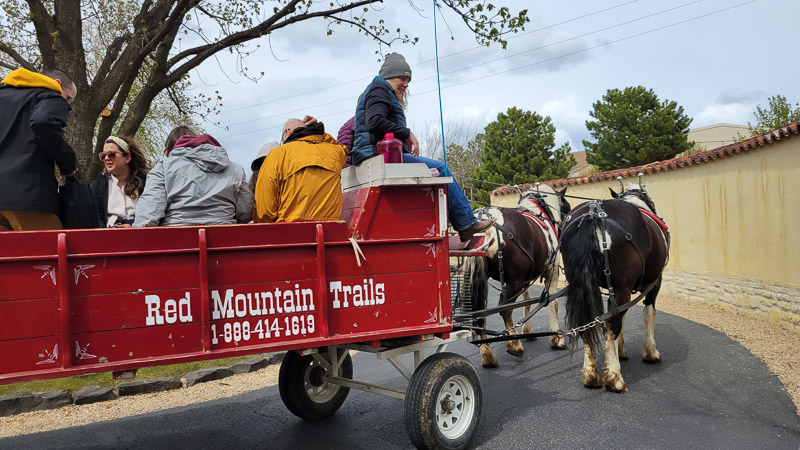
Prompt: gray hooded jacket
<box><xmin>134</xmin><ymin>143</ymin><xmax>254</xmax><ymax>227</ymax></box>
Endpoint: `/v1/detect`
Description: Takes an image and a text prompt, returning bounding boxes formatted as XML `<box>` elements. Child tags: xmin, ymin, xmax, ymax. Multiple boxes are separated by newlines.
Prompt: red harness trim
<box><xmin>519</xmin><ymin>210</ymin><xmax>558</xmax><ymax>239</ymax></box>
<box><xmin>639</xmin><ymin>208</ymin><xmax>668</xmax><ymax>235</ymax></box>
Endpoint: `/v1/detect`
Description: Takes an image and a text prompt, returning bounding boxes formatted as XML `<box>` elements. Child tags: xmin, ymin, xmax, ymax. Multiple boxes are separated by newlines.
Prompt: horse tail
<box><xmin>464</xmin><ymin>256</ymin><xmax>489</xmax><ymax>329</ymax></box>
<box><xmin>562</xmin><ymin>215</ymin><xmax>605</xmax><ymax>354</ymax></box>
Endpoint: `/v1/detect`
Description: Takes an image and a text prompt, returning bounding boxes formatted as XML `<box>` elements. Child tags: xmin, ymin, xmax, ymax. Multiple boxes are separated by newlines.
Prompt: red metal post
<box><xmin>57</xmin><ymin>233</ymin><xmax>72</xmax><ymax>369</ymax></box>
<box><xmin>315</xmin><ymin>224</ymin><xmax>329</xmax><ymax>338</ymax></box>
<box><xmin>198</xmin><ymin>229</ymin><xmax>211</xmax><ymax>352</ymax></box>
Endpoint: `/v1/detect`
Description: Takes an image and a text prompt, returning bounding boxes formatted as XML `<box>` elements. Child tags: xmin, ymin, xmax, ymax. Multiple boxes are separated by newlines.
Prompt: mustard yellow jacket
<box><xmin>254</xmin><ymin>133</ymin><xmax>346</xmax><ymax>223</ymax></box>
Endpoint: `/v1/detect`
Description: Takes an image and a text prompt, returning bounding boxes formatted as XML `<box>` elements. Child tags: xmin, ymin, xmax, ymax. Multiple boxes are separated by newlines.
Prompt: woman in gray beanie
<box><xmin>350</xmin><ymin>53</ymin><xmax>493</xmax><ymax>241</ymax></box>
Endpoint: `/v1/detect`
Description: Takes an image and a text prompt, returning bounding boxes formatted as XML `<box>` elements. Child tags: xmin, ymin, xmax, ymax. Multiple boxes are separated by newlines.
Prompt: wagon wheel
<box><xmin>404</xmin><ymin>352</ymin><xmax>482</xmax><ymax>450</ymax></box>
<box><xmin>278</xmin><ymin>347</ymin><xmax>353</xmax><ymax>421</ymax></box>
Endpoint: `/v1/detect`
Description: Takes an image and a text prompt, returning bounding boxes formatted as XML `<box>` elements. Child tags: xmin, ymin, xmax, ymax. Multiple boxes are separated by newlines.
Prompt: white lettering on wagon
<box><xmin>145</xmin><ymin>292</ymin><xmax>193</xmax><ymax>326</ymax></box>
<box><xmin>211</xmin><ymin>285</ymin><xmax>316</xmax><ymax>320</ymax></box>
<box><xmin>329</xmin><ymin>278</ymin><xmax>385</xmax><ymax>309</ymax></box>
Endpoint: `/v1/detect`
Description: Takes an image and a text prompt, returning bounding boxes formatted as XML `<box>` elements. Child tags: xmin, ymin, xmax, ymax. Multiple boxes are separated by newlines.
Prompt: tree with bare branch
<box><xmin>0</xmin><ymin>0</ymin><xmax>528</xmax><ymax>181</ymax></box>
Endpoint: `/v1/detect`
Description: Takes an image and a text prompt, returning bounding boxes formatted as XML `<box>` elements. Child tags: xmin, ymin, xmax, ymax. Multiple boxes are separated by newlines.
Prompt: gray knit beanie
<box><xmin>379</xmin><ymin>53</ymin><xmax>412</xmax><ymax>81</ymax></box>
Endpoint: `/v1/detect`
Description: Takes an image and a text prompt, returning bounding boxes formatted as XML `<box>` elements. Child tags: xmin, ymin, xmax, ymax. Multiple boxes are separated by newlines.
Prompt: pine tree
<box><xmin>471</xmin><ymin>107</ymin><xmax>574</xmax><ymax>204</ymax></box>
<box><xmin>583</xmin><ymin>86</ymin><xmax>693</xmax><ymax>171</ymax></box>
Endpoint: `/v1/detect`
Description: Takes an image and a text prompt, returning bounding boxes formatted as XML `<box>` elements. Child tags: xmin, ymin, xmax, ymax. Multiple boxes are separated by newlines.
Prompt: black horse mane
<box><xmin>519</xmin><ymin>189</ymin><xmax>569</xmax><ymax>225</ymax></box>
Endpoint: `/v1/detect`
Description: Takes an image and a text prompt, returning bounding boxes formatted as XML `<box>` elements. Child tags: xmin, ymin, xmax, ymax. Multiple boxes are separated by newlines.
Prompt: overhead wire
<box><xmin>212</xmin><ymin>0</ymin><xmax>642</xmax><ymax>117</ymax></box>
<box><xmin>217</xmin><ymin>0</ymin><xmax>756</xmax><ymax>140</ymax></box>
<box><xmin>213</xmin><ymin>1</ymin><xmax>700</xmax><ymax>132</ymax></box>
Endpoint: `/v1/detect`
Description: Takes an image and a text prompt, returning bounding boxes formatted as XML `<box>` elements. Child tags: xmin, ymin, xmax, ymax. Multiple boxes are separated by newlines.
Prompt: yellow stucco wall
<box><xmin>491</xmin><ymin>139</ymin><xmax>800</xmax><ymax>332</ymax></box>
<box><xmin>493</xmin><ymin>139</ymin><xmax>800</xmax><ymax>285</ymax></box>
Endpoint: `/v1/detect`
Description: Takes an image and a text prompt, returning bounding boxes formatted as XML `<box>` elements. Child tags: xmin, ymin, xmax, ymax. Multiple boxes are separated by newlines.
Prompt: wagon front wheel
<box><xmin>278</xmin><ymin>347</ymin><xmax>353</xmax><ymax>421</ymax></box>
<box><xmin>404</xmin><ymin>352</ymin><xmax>482</xmax><ymax>450</ymax></box>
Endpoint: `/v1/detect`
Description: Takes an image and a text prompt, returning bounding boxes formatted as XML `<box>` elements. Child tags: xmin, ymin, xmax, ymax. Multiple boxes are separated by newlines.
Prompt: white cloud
<box><xmin>185</xmin><ymin>0</ymin><xmax>800</xmax><ymax>175</ymax></box>
<box><xmin>540</xmin><ymin>93</ymin><xmax>591</xmax><ymax>149</ymax></box>
<box><xmin>541</xmin><ymin>94</ymin><xmax>588</xmax><ymax>130</ymax></box>
<box><xmin>693</xmin><ymin>103</ymin><xmax>754</xmax><ymax>128</ymax></box>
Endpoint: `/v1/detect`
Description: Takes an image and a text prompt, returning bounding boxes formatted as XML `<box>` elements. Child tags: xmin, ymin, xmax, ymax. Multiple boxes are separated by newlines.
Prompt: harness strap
<box><xmin>603</xmin><ymin>216</ymin><xmax>647</xmax><ymax>288</ymax></box>
<box><xmin>468</xmin><ymin>278</ymin><xmax>661</xmax><ymax>346</ymax></box>
<box><xmin>518</xmin><ymin>210</ymin><xmax>558</xmax><ymax>257</ymax></box>
<box><xmin>490</xmin><ymin>222</ymin><xmax>533</xmax><ymax>305</ymax></box>
<box><xmin>639</xmin><ymin>208</ymin><xmax>668</xmax><ymax>234</ymax></box>
<box><xmin>475</xmin><ymin>205</ymin><xmax>560</xmax><ymax>310</ymax></box>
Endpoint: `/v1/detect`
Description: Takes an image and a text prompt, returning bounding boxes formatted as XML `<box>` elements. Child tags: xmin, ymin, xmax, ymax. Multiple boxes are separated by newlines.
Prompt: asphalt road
<box><xmin>2</xmin><ymin>291</ymin><xmax>798</xmax><ymax>450</ymax></box>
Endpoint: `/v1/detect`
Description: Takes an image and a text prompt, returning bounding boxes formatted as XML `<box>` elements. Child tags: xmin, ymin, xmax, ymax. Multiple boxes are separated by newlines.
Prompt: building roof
<box><xmin>568</xmin><ymin>151</ymin><xmax>588</xmax><ymax>174</ymax></box>
<box><xmin>571</xmin><ymin>150</ymin><xmax>588</xmax><ymax>168</ymax></box>
<box><xmin>491</xmin><ymin>120</ymin><xmax>800</xmax><ymax>195</ymax></box>
<box><xmin>688</xmin><ymin>123</ymin><xmax>749</xmax><ymax>133</ymax></box>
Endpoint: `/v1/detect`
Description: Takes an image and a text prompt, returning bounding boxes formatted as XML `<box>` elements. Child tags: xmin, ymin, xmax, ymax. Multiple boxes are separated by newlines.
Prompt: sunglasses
<box><xmin>98</xmin><ymin>150</ymin><xmax>128</xmax><ymax>160</ymax></box>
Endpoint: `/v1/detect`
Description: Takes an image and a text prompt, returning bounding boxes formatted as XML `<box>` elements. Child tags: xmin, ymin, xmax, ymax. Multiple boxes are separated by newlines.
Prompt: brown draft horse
<box><xmin>559</xmin><ymin>183</ymin><xmax>669</xmax><ymax>392</ymax></box>
<box><xmin>467</xmin><ymin>185</ymin><xmax>571</xmax><ymax>368</ymax></box>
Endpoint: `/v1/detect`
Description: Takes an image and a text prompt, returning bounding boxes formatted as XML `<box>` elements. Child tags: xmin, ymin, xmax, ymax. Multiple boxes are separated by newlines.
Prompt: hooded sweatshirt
<box><xmin>134</xmin><ymin>134</ymin><xmax>254</xmax><ymax>226</ymax></box>
<box><xmin>0</xmin><ymin>68</ymin><xmax>77</xmax><ymax>214</ymax></box>
<box><xmin>254</xmin><ymin>123</ymin><xmax>346</xmax><ymax>223</ymax></box>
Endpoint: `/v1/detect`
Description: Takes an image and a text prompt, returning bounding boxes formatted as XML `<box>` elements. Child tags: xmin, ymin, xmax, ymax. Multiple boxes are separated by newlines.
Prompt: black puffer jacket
<box><xmin>89</xmin><ymin>173</ymin><xmax>146</xmax><ymax>228</ymax></box>
<box><xmin>0</xmin><ymin>69</ymin><xmax>77</xmax><ymax>214</ymax></box>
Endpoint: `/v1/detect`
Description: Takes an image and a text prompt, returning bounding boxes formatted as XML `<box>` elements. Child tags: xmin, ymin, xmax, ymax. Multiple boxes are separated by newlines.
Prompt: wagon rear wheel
<box><xmin>404</xmin><ymin>352</ymin><xmax>482</xmax><ymax>450</ymax></box>
<box><xmin>278</xmin><ymin>348</ymin><xmax>353</xmax><ymax>421</ymax></box>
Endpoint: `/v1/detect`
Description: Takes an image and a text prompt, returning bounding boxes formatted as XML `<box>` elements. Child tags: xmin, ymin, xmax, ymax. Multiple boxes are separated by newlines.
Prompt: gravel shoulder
<box><xmin>1</xmin><ymin>296</ymin><xmax>797</xmax><ymax>438</ymax></box>
<box><xmin>656</xmin><ymin>296</ymin><xmax>800</xmax><ymax>414</ymax></box>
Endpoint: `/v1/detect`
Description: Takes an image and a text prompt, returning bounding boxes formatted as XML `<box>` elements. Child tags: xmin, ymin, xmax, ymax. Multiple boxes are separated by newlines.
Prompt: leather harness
<box><xmin>561</xmin><ymin>199</ymin><xmax>670</xmax><ymax>312</ymax></box>
<box><xmin>477</xmin><ymin>193</ymin><xmax>561</xmax><ymax>305</ymax></box>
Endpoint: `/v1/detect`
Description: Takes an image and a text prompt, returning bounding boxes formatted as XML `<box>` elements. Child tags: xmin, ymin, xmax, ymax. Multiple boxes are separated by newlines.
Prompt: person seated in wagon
<box><xmin>350</xmin><ymin>53</ymin><xmax>494</xmax><ymax>241</ymax></box>
<box><xmin>134</xmin><ymin>126</ymin><xmax>254</xmax><ymax>227</ymax></box>
<box><xmin>253</xmin><ymin>118</ymin><xmax>346</xmax><ymax>223</ymax></box>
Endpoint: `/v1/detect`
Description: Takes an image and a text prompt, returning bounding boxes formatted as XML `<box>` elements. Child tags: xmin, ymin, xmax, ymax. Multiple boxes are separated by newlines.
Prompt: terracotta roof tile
<box><xmin>490</xmin><ymin>121</ymin><xmax>800</xmax><ymax>195</ymax></box>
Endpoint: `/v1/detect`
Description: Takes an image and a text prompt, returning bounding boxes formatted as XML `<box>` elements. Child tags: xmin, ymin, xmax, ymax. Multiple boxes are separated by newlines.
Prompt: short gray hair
<box><xmin>41</xmin><ymin>69</ymin><xmax>75</xmax><ymax>91</ymax></box>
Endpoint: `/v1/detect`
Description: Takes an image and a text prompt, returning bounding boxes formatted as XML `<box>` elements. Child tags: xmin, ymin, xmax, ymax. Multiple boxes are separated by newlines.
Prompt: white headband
<box><xmin>105</xmin><ymin>136</ymin><xmax>129</xmax><ymax>154</ymax></box>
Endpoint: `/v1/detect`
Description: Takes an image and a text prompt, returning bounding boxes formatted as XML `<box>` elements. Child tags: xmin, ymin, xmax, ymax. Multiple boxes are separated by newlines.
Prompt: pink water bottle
<box><xmin>377</xmin><ymin>133</ymin><xmax>403</xmax><ymax>164</ymax></box>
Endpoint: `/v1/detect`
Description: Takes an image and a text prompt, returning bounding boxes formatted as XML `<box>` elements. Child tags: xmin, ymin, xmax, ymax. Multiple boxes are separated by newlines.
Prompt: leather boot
<box><xmin>459</xmin><ymin>218</ymin><xmax>495</xmax><ymax>242</ymax></box>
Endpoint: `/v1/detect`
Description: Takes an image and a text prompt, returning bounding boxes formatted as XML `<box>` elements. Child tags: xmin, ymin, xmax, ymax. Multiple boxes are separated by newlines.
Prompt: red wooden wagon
<box><xmin>0</xmin><ymin>160</ymin><xmax>484</xmax><ymax>450</ymax></box>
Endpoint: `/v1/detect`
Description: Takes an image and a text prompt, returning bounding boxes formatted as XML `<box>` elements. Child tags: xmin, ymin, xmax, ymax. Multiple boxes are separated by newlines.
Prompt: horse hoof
<box><xmin>619</xmin><ymin>354</ymin><xmax>629</xmax><ymax>361</ymax></box>
<box><xmin>603</xmin><ymin>374</ymin><xmax>628</xmax><ymax>393</ymax></box>
<box><xmin>643</xmin><ymin>354</ymin><xmax>662</xmax><ymax>364</ymax></box>
<box><xmin>506</xmin><ymin>348</ymin><xmax>524</xmax><ymax>358</ymax></box>
<box><xmin>550</xmin><ymin>337</ymin><xmax>567</xmax><ymax>350</ymax></box>
<box><xmin>482</xmin><ymin>360</ymin><xmax>499</xmax><ymax>369</ymax></box>
<box><xmin>604</xmin><ymin>382</ymin><xmax>628</xmax><ymax>393</ymax></box>
<box><xmin>582</xmin><ymin>372</ymin><xmax>602</xmax><ymax>389</ymax></box>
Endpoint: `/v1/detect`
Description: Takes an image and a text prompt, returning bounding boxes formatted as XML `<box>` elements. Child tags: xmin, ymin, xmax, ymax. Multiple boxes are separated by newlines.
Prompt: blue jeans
<box><xmin>402</xmin><ymin>154</ymin><xmax>477</xmax><ymax>231</ymax></box>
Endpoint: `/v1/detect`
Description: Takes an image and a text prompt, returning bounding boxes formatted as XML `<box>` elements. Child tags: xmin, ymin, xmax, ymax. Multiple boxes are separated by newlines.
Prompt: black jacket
<box><xmin>89</xmin><ymin>173</ymin><xmax>146</xmax><ymax>228</ymax></box>
<box><xmin>0</xmin><ymin>84</ymin><xmax>77</xmax><ymax>214</ymax></box>
<box><xmin>351</xmin><ymin>77</ymin><xmax>410</xmax><ymax>165</ymax></box>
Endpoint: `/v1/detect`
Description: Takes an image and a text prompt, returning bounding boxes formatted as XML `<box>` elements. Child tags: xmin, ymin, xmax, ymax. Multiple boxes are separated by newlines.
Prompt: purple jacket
<box><xmin>337</xmin><ymin>116</ymin><xmax>355</xmax><ymax>167</ymax></box>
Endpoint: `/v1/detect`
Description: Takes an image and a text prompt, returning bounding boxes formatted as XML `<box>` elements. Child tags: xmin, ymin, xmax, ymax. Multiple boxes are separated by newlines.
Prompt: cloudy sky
<box><xmin>190</xmin><ymin>0</ymin><xmax>798</xmax><ymax>174</ymax></box>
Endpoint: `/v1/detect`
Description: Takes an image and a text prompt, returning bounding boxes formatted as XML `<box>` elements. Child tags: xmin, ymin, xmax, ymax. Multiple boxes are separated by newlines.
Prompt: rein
<box><xmin>469</xmin><ymin>277</ymin><xmax>661</xmax><ymax>345</ymax></box>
